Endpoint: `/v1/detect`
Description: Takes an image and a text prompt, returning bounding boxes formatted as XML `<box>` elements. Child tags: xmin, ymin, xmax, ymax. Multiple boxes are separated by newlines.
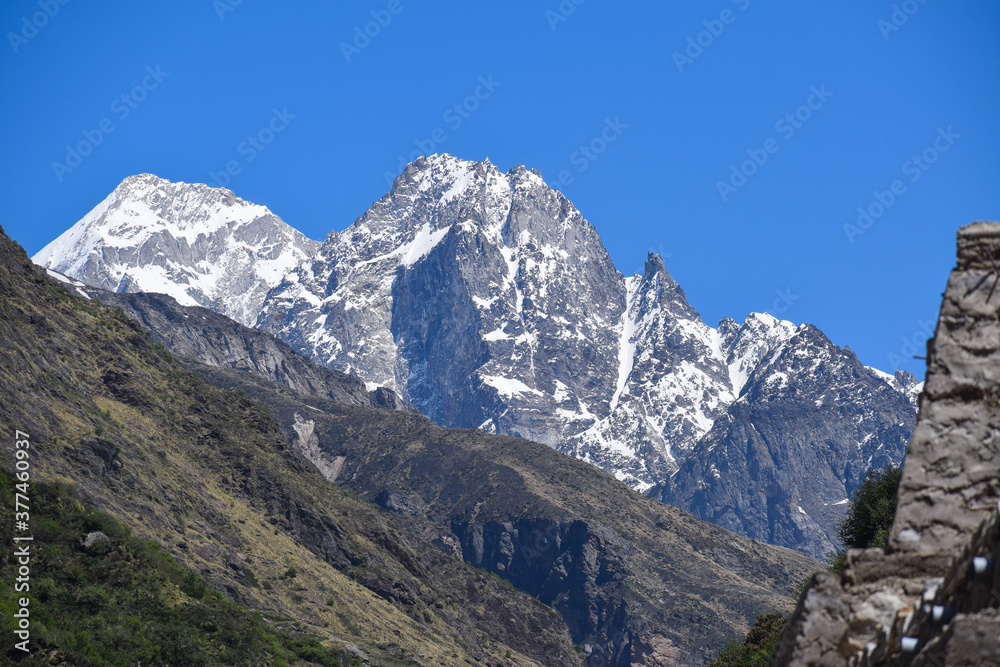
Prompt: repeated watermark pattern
<box><xmin>340</xmin><ymin>0</ymin><xmax>405</xmax><ymax>64</ymax></box>
<box><xmin>7</xmin><ymin>0</ymin><xmax>70</xmax><ymax>54</ymax></box>
<box><xmin>209</xmin><ymin>107</ymin><xmax>296</xmax><ymax>188</ymax></box>
<box><xmin>544</xmin><ymin>0</ymin><xmax>587</xmax><ymax>31</ymax></box>
<box><xmin>51</xmin><ymin>66</ymin><xmax>170</xmax><ymax>183</ymax></box>
<box><xmin>212</xmin><ymin>0</ymin><xmax>245</xmax><ymax>21</ymax></box>
<box><xmin>550</xmin><ymin>116</ymin><xmax>629</xmax><ymax>189</ymax></box>
<box><xmin>383</xmin><ymin>75</ymin><xmax>502</xmax><ymax>187</ymax></box>
<box><xmin>878</xmin><ymin>0</ymin><xmax>931</xmax><ymax>40</ymax></box>
<box><xmin>843</xmin><ymin>126</ymin><xmax>959</xmax><ymax>244</ymax></box>
<box><xmin>672</xmin><ymin>0</ymin><xmax>752</xmax><ymax>73</ymax></box>
<box><xmin>716</xmin><ymin>84</ymin><xmax>833</xmax><ymax>202</ymax></box>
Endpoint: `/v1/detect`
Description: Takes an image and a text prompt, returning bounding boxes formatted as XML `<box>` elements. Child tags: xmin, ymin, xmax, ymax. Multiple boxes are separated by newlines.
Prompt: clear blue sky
<box><xmin>2</xmin><ymin>1</ymin><xmax>997</xmax><ymax>377</ymax></box>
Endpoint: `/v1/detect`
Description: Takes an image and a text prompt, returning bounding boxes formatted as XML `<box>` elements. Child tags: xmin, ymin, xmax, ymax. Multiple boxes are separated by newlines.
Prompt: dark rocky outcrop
<box><xmin>451</xmin><ymin>518</ymin><xmax>631</xmax><ymax>653</ymax></box>
<box><xmin>94</xmin><ymin>290</ymin><xmax>413</xmax><ymax>412</ymax></box>
<box><xmin>774</xmin><ymin>222</ymin><xmax>1000</xmax><ymax>666</ymax></box>
<box><xmin>182</xmin><ymin>359</ymin><xmax>820</xmax><ymax>667</ymax></box>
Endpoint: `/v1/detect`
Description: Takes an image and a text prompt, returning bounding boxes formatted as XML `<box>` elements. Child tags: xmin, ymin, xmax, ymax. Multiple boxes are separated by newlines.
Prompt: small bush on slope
<box><xmin>708</xmin><ymin>613</ymin><xmax>786</xmax><ymax>667</ymax></box>
<box><xmin>711</xmin><ymin>465</ymin><xmax>903</xmax><ymax>664</ymax></box>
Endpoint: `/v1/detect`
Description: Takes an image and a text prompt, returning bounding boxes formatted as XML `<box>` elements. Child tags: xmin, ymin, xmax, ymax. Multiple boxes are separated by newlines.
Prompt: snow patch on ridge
<box><xmin>401</xmin><ymin>223</ymin><xmax>451</xmax><ymax>267</ymax></box>
<box><xmin>481</xmin><ymin>375</ymin><xmax>542</xmax><ymax>398</ymax></box>
<box><xmin>440</xmin><ymin>166</ymin><xmax>474</xmax><ymax>203</ymax></box>
<box><xmin>609</xmin><ymin>275</ymin><xmax>641</xmax><ymax>412</ymax></box>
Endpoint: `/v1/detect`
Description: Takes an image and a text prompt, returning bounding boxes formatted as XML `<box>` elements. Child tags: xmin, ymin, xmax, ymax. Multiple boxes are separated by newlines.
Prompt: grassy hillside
<box><xmin>187</xmin><ymin>346</ymin><xmax>822</xmax><ymax>665</ymax></box>
<box><xmin>0</xmin><ymin>468</ymin><xmax>358</xmax><ymax>666</ymax></box>
<box><xmin>0</xmin><ymin>226</ymin><xmax>579</xmax><ymax>666</ymax></box>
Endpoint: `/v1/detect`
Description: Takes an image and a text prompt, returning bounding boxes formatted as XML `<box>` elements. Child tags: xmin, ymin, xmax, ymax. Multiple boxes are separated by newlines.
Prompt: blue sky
<box><xmin>1</xmin><ymin>1</ymin><xmax>997</xmax><ymax>377</ymax></box>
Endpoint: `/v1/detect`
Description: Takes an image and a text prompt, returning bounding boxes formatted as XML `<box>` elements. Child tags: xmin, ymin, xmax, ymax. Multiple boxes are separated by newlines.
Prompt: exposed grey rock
<box><xmin>374</xmin><ymin>490</ymin><xmax>423</xmax><ymax>516</ymax></box>
<box><xmin>292</xmin><ymin>412</ymin><xmax>347</xmax><ymax>483</ymax></box>
<box><xmin>42</xmin><ymin>156</ymin><xmax>919</xmax><ymax>557</ymax></box>
<box><xmin>342</xmin><ymin>643</ymin><xmax>370</xmax><ymax>665</ymax></box>
<box><xmin>82</xmin><ymin>531</ymin><xmax>110</xmax><ymax>550</ymax></box>
<box><xmin>775</xmin><ymin>222</ymin><xmax>1000</xmax><ymax>666</ymax></box>
<box><xmin>91</xmin><ymin>290</ymin><xmax>412</xmax><ymax>413</ymax></box>
<box><xmin>891</xmin><ymin>221</ymin><xmax>1000</xmax><ymax>564</ymax></box>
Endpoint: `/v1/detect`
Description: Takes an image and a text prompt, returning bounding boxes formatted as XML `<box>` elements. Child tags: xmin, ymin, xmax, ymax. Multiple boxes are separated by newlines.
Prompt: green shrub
<box><xmin>838</xmin><ymin>465</ymin><xmax>901</xmax><ymax>550</ymax></box>
<box><xmin>826</xmin><ymin>465</ymin><xmax>902</xmax><ymax>572</ymax></box>
<box><xmin>241</xmin><ymin>565</ymin><xmax>260</xmax><ymax>588</ymax></box>
<box><xmin>709</xmin><ymin>613</ymin><xmax>786</xmax><ymax>667</ymax></box>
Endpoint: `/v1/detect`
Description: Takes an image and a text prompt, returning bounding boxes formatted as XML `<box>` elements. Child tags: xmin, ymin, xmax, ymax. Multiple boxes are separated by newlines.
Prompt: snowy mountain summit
<box><xmin>251</xmin><ymin>155</ymin><xmax>918</xmax><ymax>556</ymax></box>
<box><xmin>37</xmin><ymin>155</ymin><xmax>919</xmax><ymax>556</ymax></box>
<box><xmin>34</xmin><ymin>173</ymin><xmax>319</xmax><ymax>327</ymax></box>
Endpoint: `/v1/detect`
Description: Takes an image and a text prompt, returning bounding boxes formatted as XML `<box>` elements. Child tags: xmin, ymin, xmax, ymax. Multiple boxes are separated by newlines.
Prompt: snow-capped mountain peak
<box><xmin>33</xmin><ymin>173</ymin><xmax>319</xmax><ymax>326</ymax></box>
<box><xmin>35</xmin><ymin>154</ymin><xmax>919</xmax><ymax>557</ymax></box>
<box><xmin>867</xmin><ymin>366</ymin><xmax>924</xmax><ymax>409</ymax></box>
<box><xmin>719</xmin><ymin>312</ymin><xmax>799</xmax><ymax>396</ymax></box>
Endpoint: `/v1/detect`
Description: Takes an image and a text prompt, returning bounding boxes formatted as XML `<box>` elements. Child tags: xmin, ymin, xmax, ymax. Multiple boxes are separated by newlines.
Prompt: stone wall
<box><xmin>892</xmin><ymin>222</ymin><xmax>1000</xmax><ymax>565</ymax></box>
<box><xmin>773</xmin><ymin>222</ymin><xmax>1000</xmax><ymax>666</ymax></box>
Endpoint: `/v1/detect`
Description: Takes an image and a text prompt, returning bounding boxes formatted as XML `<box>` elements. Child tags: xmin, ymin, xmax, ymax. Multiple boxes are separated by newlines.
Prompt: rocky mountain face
<box><xmin>0</xmin><ymin>226</ymin><xmax>582</xmax><ymax>667</ymax></box>
<box><xmin>10</xmin><ymin>224</ymin><xmax>822</xmax><ymax>666</ymax></box>
<box><xmin>256</xmin><ymin>154</ymin><xmax>628</xmax><ymax>453</ymax></box>
<box><xmin>99</xmin><ymin>288</ymin><xmax>819</xmax><ymax>667</ymax></box>
<box><xmin>775</xmin><ymin>222</ymin><xmax>1000</xmax><ymax>665</ymax></box>
<box><xmin>252</xmin><ymin>154</ymin><xmax>918</xmax><ymax>557</ymax></box>
<box><xmin>37</xmin><ymin>156</ymin><xmax>920</xmax><ymax>557</ymax></box>
<box><xmin>94</xmin><ymin>289</ymin><xmax>413</xmax><ymax>412</ymax></box>
<box><xmin>654</xmin><ymin>324</ymin><xmax>918</xmax><ymax>558</ymax></box>
<box><xmin>34</xmin><ymin>173</ymin><xmax>319</xmax><ymax>327</ymax></box>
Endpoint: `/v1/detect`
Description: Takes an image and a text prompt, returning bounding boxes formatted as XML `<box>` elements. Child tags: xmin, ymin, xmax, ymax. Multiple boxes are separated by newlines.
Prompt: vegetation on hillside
<box><xmin>0</xmin><ymin>468</ymin><xmax>354</xmax><ymax>666</ymax></box>
<box><xmin>827</xmin><ymin>465</ymin><xmax>902</xmax><ymax>574</ymax></box>
<box><xmin>709</xmin><ymin>465</ymin><xmax>903</xmax><ymax>666</ymax></box>
<box><xmin>0</xmin><ymin>226</ymin><xmax>579</xmax><ymax>666</ymax></box>
<box><xmin>708</xmin><ymin>613</ymin><xmax>786</xmax><ymax>667</ymax></box>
